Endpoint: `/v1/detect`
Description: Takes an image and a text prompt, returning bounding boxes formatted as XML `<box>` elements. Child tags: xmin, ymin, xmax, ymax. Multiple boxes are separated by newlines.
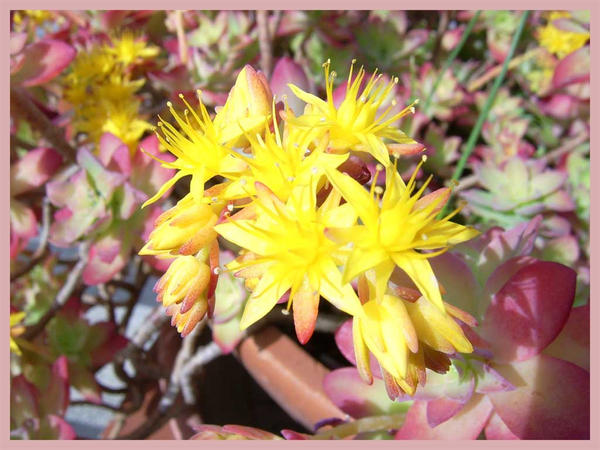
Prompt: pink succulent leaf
<box><xmin>552</xmin><ymin>46</ymin><xmax>590</xmax><ymax>90</ymax></box>
<box><xmin>538</xmin><ymin>94</ymin><xmax>580</xmax><ymax>120</ymax></box>
<box><xmin>11</xmin><ymin>39</ymin><xmax>75</xmax><ymax>87</ymax></box>
<box><xmin>271</xmin><ymin>57</ymin><xmax>310</xmax><ymax>116</ymax></box>
<box><xmin>47</xmin><ymin>171</ymin><xmax>110</xmax><ymax>246</ymax></box>
<box><xmin>551</xmin><ymin>17</ymin><xmax>589</xmax><ymax>34</ymax></box>
<box><xmin>10</xmin><ymin>199</ymin><xmax>37</xmax><ymax>239</ymax></box>
<box><xmin>425</xmin><ymin>371</ymin><xmax>475</xmax><ymax>427</ymax></box>
<box><xmin>488</xmin><ymin>355</ymin><xmax>589</xmax><ymax>439</ymax></box>
<box><xmin>484</xmin><ymin>412</ymin><xmax>519</xmax><ymax>439</ymax></box>
<box><xmin>148</xmin><ymin>65</ymin><xmax>194</xmax><ymax>93</ymax></box>
<box><xmin>212</xmin><ymin>316</ymin><xmax>245</xmax><ymax>354</ymax></box>
<box><xmin>464</xmin><ymin>215</ymin><xmax>542</xmax><ymax>286</ymax></box>
<box><xmin>77</xmin><ymin>148</ymin><xmax>127</xmax><ymax>200</ymax></box>
<box><xmin>395</xmin><ymin>395</ymin><xmax>493</xmax><ymax>440</ymax></box>
<box><xmin>131</xmin><ymin>134</ymin><xmax>176</xmax><ymax>197</ymax></box>
<box><xmin>401</xmin><ymin>29</ymin><xmax>429</xmax><ymax>55</ymax></box>
<box><xmin>481</xmin><ymin>260</ymin><xmax>576</xmax><ymax>363</ymax></box>
<box><xmin>542</xmin><ymin>189</ymin><xmax>575</xmax><ymax>212</ymax></box>
<box><xmin>10</xmin><ymin>32</ymin><xmax>28</xmax><ymax>55</ymax></box>
<box><xmin>429</xmin><ymin>252</ymin><xmax>479</xmax><ymax>318</ymax></box>
<box><xmin>82</xmin><ymin>232</ymin><xmax>130</xmax><ymax>285</ymax></box>
<box><xmin>10</xmin><ymin>147</ymin><xmax>63</xmax><ymax>196</ymax></box>
<box><xmin>118</xmin><ymin>182</ymin><xmax>148</xmax><ymax>220</ymax></box>
<box><xmin>281</xmin><ymin>429</ymin><xmax>312</xmax><ymax>440</ymax></box>
<box><xmin>323</xmin><ymin>368</ymin><xmax>412</xmax><ymax>418</ymax></box>
<box><xmin>98</xmin><ymin>133</ymin><xmax>132</xmax><ymax>176</ymax></box>
<box><xmin>470</xmin><ymin>360</ymin><xmax>516</xmax><ymax>394</ymax></box>
<box><xmin>334</xmin><ymin>320</ymin><xmax>382</xmax><ymax>376</ymax></box>
<box><xmin>543</xmin><ymin>304</ymin><xmax>589</xmax><ymax>370</ymax></box>
<box><xmin>540</xmin><ymin>235</ymin><xmax>580</xmax><ymax>266</ymax></box>
<box><xmin>45</xmin><ymin>415</ymin><xmax>77</xmax><ymax>440</ymax></box>
<box><xmin>39</xmin><ymin>356</ymin><xmax>70</xmax><ymax>417</ymax></box>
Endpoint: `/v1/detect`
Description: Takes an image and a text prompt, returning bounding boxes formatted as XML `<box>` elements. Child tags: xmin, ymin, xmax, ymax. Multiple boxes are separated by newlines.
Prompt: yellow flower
<box><xmin>221</xmin><ymin>113</ymin><xmax>348</xmax><ymax>203</ymax></box>
<box><xmin>142</xmin><ymin>92</ymin><xmax>248</xmax><ymax>207</ymax></box>
<box><xmin>538</xmin><ymin>11</ymin><xmax>589</xmax><ymax>58</ymax></box>
<box><xmin>325</xmin><ymin>157</ymin><xmax>479</xmax><ymax>311</ymax></box>
<box><xmin>139</xmin><ymin>194</ymin><xmax>219</xmax><ymax>257</ymax></box>
<box><xmin>287</xmin><ymin>59</ymin><xmax>419</xmax><ymax>167</ymax></box>
<box><xmin>214</xmin><ymin>183</ymin><xmax>362</xmax><ymax>343</ymax></box>
<box><xmin>63</xmin><ymin>36</ymin><xmax>152</xmax><ymax>151</ymax></box>
<box><xmin>155</xmin><ymin>255</ymin><xmax>211</xmax><ymax>336</ymax></box>
<box><xmin>351</xmin><ymin>289</ymin><xmax>473</xmax><ymax>396</ymax></box>
<box><xmin>106</xmin><ymin>31</ymin><xmax>160</xmax><ymax>67</ymax></box>
<box><xmin>10</xmin><ymin>311</ymin><xmax>26</xmax><ymax>356</ymax></box>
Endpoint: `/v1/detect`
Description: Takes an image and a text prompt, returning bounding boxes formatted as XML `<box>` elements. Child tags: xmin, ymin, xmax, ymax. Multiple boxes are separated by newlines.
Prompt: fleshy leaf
<box><xmin>395</xmin><ymin>395</ymin><xmax>493</xmax><ymax>440</ymax></box>
<box><xmin>552</xmin><ymin>46</ymin><xmax>590</xmax><ymax>89</ymax></box>
<box><xmin>488</xmin><ymin>355</ymin><xmax>590</xmax><ymax>439</ymax></box>
<box><xmin>481</xmin><ymin>260</ymin><xmax>576</xmax><ymax>363</ymax></box>
<box><xmin>323</xmin><ymin>367</ymin><xmax>412</xmax><ymax>418</ymax></box>
<box><xmin>11</xmin><ymin>39</ymin><xmax>75</xmax><ymax>86</ymax></box>
<box><xmin>10</xmin><ymin>147</ymin><xmax>63</xmax><ymax>196</ymax></box>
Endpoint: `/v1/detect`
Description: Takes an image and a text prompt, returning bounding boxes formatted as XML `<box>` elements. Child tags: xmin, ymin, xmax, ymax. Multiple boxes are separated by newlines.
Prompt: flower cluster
<box><xmin>140</xmin><ymin>60</ymin><xmax>479</xmax><ymax>394</ymax></box>
<box><xmin>63</xmin><ymin>32</ymin><xmax>158</xmax><ymax>151</ymax></box>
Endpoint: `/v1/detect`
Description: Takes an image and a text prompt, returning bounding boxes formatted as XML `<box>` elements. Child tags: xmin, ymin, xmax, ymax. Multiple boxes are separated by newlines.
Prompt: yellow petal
<box><xmin>324</xmin><ymin>167</ymin><xmax>379</xmax><ymax>229</ymax></box>
<box><xmin>240</xmin><ymin>267</ymin><xmax>291</xmax><ymax>329</ymax></box>
<box><xmin>391</xmin><ymin>252</ymin><xmax>444</xmax><ymax>312</ymax></box>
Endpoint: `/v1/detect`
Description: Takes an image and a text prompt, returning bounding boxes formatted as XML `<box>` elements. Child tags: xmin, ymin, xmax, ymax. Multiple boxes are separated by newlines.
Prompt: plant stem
<box><xmin>439</xmin><ymin>10</ymin><xmax>531</xmax><ymax>218</ymax></box>
<box><xmin>423</xmin><ymin>10</ymin><xmax>481</xmax><ymax>116</ymax></box>
<box><xmin>312</xmin><ymin>413</ymin><xmax>407</xmax><ymax>439</ymax></box>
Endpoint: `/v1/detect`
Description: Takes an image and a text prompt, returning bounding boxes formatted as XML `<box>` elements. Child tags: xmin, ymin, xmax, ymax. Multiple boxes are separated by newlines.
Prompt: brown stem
<box><xmin>256</xmin><ymin>10</ymin><xmax>273</xmax><ymax>77</ymax></box>
<box><xmin>539</xmin><ymin>131</ymin><xmax>589</xmax><ymax>165</ymax></box>
<box><xmin>21</xmin><ymin>243</ymin><xmax>89</xmax><ymax>340</ymax></box>
<box><xmin>174</xmin><ymin>10</ymin><xmax>188</xmax><ymax>65</ymax></box>
<box><xmin>467</xmin><ymin>48</ymin><xmax>542</xmax><ymax>92</ymax></box>
<box><xmin>10</xmin><ymin>86</ymin><xmax>76</xmax><ymax>162</ymax></box>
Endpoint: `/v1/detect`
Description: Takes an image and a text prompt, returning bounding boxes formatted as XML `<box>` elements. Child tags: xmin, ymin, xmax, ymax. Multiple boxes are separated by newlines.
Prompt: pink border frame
<box><xmin>4</xmin><ymin>1</ymin><xmax>598</xmax><ymax>447</ymax></box>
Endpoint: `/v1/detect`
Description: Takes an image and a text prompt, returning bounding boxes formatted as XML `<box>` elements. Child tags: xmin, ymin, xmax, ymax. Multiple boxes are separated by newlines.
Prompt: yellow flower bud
<box><xmin>213</xmin><ymin>65</ymin><xmax>273</xmax><ymax>146</ymax></box>
<box><xmin>139</xmin><ymin>195</ymin><xmax>218</xmax><ymax>257</ymax></box>
<box><xmin>155</xmin><ymin>255</ymin><xmax>211</xmax><ymax>336</ymax></box>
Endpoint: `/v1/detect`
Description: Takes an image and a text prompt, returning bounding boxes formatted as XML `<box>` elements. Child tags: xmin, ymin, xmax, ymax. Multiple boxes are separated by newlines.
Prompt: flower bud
<box><xmin>155</xmin><ymin>255</ymin><xmax>211</xmax><ymax>336</ymax></box>
<box><xmin>214</xmin><ymin>65</ymin><xmax>273</xmax><ymax>146</ymax></box>
<box><xmin>139</xmin><ymin>195</ymin><xmax>218</xmax><ymax>256</ymax></box>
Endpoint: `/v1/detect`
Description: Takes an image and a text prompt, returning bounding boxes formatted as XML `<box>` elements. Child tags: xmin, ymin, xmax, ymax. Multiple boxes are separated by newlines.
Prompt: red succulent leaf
<box><xmin>11</xmin><ymin>39</ymin><xmax>75</xmax><ymax>87</ymax></box>
<box><xmin>481</xmin><ymin>260</ymin><xmax>576</xmax><ymax>363</ymax></box>
<box><xmin>334</xmin><ymin>320</ymin><xmax>382</xmax><ymax>376</ymax></box>
<box><xmin>552</xmin><ymin>46</ymin><xmax>590</xmax><ymax>90</ymax></box>
<box><xmin>488</xmin><ymin>355</ymin><xmax>590</xmax><ymax>439</ymax></box>
<box><xmin>543</xmin><ymin>304</ymin><xmax>590</xmax><ymax>370</ymax></box>
<box><xmin>323</xmin><ymin>367</ymin><xmax>410</xmax><ymax>418</ymax></box>
<box><xmin>10</xmin><ymin>147</ymin><xmax>63</xmax><ymax>196</ymax></box>
<box><xmin>271</xmin><ymin>57</ymin><xmax>310</xmax><ymax>116</ymax></box>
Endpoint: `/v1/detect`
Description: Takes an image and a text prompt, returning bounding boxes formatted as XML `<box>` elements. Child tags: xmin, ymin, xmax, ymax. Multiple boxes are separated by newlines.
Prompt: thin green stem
<box><xmin>423</xmin><ymin>10</ymin><xmax>481</xmax><ymax>115</ymax></box>
<box><xmin>439</xmin><ymin>10</ymin><xmax>531</xmax><ymax>218</ymax></box>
